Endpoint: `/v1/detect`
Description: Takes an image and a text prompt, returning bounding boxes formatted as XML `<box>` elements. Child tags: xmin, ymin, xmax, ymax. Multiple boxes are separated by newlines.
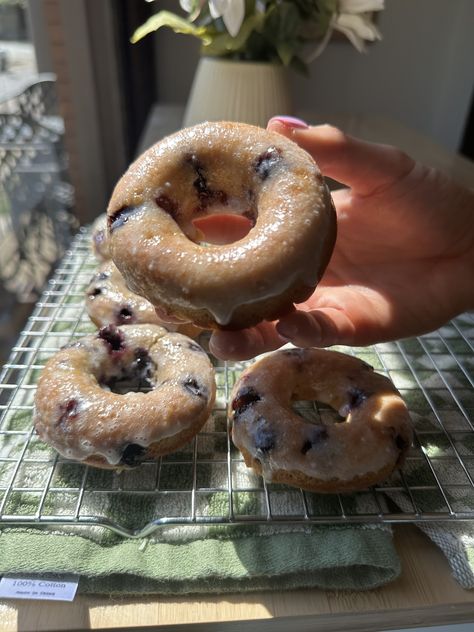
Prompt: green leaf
<box><xmin>203</xmin><ymin>12</ymin><xmax>265</xmax><ymax>56</ymax></box>
<box><xmin>236</xmin><ymin>30</ymin><xmax>274</xmax><ymax>62</ymax></box>
<box><xmin>263</xmin><ymin>2</ymin><xmax>302</xmax><ymax>43</ymax></box>
<box><xmin>276</xmin><ymin>41</ymin><xmax>295</xmax><ymax>66</ymax></box>
<box><xmin>295</xmin><ymin>0</ymin><xmax>337</xmax><ymax>17</ymax></box>
<box><xmin>130</xmin><ymin>10</ymin><xmax>212</xmax><ymax>44</ymax></box>
<box><xmin>290</xmin><ymin>55</ymin><xmax>310</xmax><ymax>77</ymax></box>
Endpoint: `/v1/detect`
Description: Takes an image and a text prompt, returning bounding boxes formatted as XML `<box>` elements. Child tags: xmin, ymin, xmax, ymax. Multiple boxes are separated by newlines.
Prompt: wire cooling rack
<box><xmin>0</xmin><ymin>227</ymin><xmax>473</xmax><ymax>538</ymax></box>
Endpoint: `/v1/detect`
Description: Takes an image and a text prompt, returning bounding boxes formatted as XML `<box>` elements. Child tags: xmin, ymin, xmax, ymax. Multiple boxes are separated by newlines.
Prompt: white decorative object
<box><xmin>183</xmin><ymin>57</ymin><xmax>292</xmax><ymax>128</ymax></box>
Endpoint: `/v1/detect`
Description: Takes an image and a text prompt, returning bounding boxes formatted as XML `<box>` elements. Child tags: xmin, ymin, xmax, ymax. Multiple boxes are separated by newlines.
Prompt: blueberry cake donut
<box><xmin>91</xmin><ymin>213</ymin><xmax>111</xmax><ymax>260</ymax></box>
<box><xmin>107</xmin><ymin>121</ymin><xmax>336</xmax><ymax>330</ymax></box>
<box><xmin>230</xmin><ymin>348</ymin><xmax>413</xmax><ymax>493</ymax></box>
<box><xmin>34</xmin><ymin>324</ymin><xmax>215</xmax><ymax>469</ymax></box>
<box><xmin>85</xmin><ymin>260</ymin><xmax>202</xmax><ymax>339</ymax></box>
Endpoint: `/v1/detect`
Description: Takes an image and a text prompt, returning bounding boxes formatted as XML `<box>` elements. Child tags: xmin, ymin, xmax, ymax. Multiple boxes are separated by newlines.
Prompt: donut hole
<box><xmin>292</xmin><ymin>399</ymin><xmax>345</xmax><ymax>425</ymax></box>
<box><xmin>99</xmin><ymin>348</ymin><xmax>156</xmax><ymax>395</ymax></box>
<box><xmin>154</xmin><ymin>150</ymin><xmax>259</xmax><ymax>245</ymax></box>
<box><xmin>191</xmin><ymin>213</ymin><xmax>254</xmax><ymax>245</ymax></box>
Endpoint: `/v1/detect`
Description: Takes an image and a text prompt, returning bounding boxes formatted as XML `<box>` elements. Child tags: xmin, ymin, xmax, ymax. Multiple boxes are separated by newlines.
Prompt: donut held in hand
<box><xmin>34</xmin><ymin>324</ymin><xmax>215</xmax><ymax>469</ymax></box>
<box><xmin>229</xmin><ymin>348</ymin><xmax>413</xmax><ymax>493</ymax></box>
<box><xmin>107</xmin><ymin>121</ymin><xmax>336</xmax><ymax>330</ymax></box>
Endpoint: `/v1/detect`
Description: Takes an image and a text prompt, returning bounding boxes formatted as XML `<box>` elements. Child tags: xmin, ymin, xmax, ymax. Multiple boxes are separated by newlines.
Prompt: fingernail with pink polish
<box><xmin>269</xmin><ymin>116</ymin><xmax>309</xmax><ymax>129</ymax></box>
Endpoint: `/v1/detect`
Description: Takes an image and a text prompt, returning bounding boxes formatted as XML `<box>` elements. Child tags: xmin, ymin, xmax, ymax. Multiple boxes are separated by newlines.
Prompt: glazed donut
<box><xmin>34</xmin><ymin>324</ymin><xmax>215</xmax><ymax>469</ymax></box>
<box><xmin>107</xmin><ymin>121</ymin><xmax>336</xmax><ymax>330</ymax></box>
<box><xmin>91</xmin><ymin>213</ymin><xmax>111</xmax><ymax>260</ymax></box>
<box><xmin>230</xmin><ymin>348</ymin><xmax>413</xmax><ymax>493</ymax></box>
<box><xmin>85</xmin><ymin>260</ymin><xmax>202</xmax><ymax>339</ymax></box>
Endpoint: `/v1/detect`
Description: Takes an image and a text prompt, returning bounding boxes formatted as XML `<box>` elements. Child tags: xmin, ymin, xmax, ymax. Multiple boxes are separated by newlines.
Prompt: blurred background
<box><xmin>0</xmin><ymin>0</ymin><xmax>473</xmax><ymax>362</ymax></box>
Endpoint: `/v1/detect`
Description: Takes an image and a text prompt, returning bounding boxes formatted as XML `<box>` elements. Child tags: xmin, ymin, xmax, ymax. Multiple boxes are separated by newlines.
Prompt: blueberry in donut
<box><xmin>229</xmin><ymin>348</ymin><xmax>413</xmax><ymax>493</ymax></box>
<box><xmin>107</xmin><ymin>121</ymin><xmax>336</xmax><ymax>330</ymax></box>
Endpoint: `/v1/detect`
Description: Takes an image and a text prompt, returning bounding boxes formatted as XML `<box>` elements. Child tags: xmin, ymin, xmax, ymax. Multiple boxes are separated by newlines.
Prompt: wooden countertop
<box><xmin>2</xmin><ymin>108</ymin><xmax>474</xmax><ymax>631</ymax></box>
<box><xmin>2</xmin><ymin>525</ymin><xmax>474</xmax><ymax>631</ymax></box>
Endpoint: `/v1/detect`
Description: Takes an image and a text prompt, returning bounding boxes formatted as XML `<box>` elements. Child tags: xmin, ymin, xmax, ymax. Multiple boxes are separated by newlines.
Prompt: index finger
<box><xmin>267</xmin><ymin>120</ymin><xmax>415</xmax><ymax>196</ymax></box>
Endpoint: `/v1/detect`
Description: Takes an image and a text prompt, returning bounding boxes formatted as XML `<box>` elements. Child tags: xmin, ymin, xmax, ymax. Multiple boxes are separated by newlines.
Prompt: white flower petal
<box><xmin>334</xmin><ymin>13</ymin><xmax>381</xmax><ymax>42</ymax></box>
<box><xmin>180</xmin><ymin>0</ymin><xmax>194</xmax><ymax>11</ymax></box>
<box><xmin>222</xmin><ymin>0</ymin><xmax>245</xmax><ymax>37</ymax></box>
<box><xmin>333</xmin><ymin>20</ymin><xmax>367</xmax><ymax>52</ymax></box>
<box><xmin>181</xmin><ymin>0</ymin><xmax>207</xmax><ymax>13</ymax></box>
<box><xmin>208</xmin><ymin>0</ymin><xmax>229</xmax><ymax>19</ymax></box>
<box><xmin>368</xmin><ymin>20</ymin><xmax>382</xmax><ymax>40</ymax></box>
<box><xmin>209</xmin><ymin>4</ymin><xmax>220</xmax><ymax>19</ymax></box>
<box><xmin>338</xmin><ymin>0</ymin><xmax>384</xmax><ymax>13</ymax></box>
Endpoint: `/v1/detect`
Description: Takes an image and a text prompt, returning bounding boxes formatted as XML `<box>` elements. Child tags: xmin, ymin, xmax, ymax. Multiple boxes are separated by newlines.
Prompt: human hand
<box><xmin>210</xmin><ymin>119</ymin><xmax>474</xmax><ymax>360</ymax></box>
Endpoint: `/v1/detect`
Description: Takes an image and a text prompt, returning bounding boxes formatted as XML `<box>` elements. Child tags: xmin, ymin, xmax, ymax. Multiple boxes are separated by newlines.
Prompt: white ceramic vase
<box><xmin>183</xmin><ymin>57</ymin><xmax>293</xmax><ymax>128</ymax></box>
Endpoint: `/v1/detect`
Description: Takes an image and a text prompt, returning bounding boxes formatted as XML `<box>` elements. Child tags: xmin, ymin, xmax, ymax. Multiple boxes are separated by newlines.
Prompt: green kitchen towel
<box><xmin>418</xmin><ymin>522</ymin><xmax>474</xmax><ymax>589</ymax></box>
<box><xmin>0</xmin><ymin>522</ymin><xmax>398</xmax><ymax>595</ymax></box>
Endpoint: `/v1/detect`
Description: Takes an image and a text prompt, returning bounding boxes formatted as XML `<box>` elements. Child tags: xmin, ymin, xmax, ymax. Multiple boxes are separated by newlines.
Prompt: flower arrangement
<box><xmin>132</xmin><ymin>1</ymin><xmax>384</xmax><ymax>74</ymax></box>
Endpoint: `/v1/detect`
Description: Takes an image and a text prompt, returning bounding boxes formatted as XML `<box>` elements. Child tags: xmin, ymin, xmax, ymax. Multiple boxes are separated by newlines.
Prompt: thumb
<box><xmin>267</xmin><ymin>118</ymin><xmax>415</xmax><ymax>196</ymax></box>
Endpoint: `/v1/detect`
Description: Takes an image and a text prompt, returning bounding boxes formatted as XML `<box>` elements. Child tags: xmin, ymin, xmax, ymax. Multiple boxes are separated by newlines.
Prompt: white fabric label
<box><xmin>0</xmin><ymin>574</ymin><xmax>79</xmax><ymax>601</ymax></box>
